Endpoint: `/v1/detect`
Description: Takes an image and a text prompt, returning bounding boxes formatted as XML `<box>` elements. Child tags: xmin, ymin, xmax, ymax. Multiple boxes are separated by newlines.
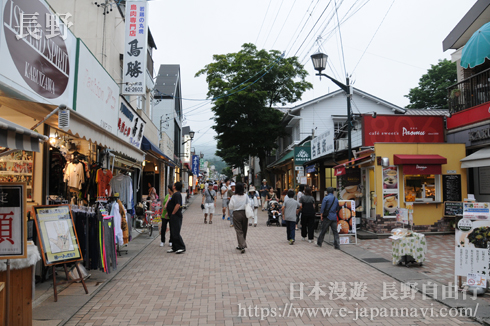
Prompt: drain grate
<box><xmin>362</xmin><ymin>257</ymin><xmax>391</xmax><ymax>263</ymax></box>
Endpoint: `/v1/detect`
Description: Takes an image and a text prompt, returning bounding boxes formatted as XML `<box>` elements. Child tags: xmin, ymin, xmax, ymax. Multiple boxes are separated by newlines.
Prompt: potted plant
<box><xmin>451</xmin><ymin>88</ymin><xmax>461</xmax><ymax>98</ymax></box>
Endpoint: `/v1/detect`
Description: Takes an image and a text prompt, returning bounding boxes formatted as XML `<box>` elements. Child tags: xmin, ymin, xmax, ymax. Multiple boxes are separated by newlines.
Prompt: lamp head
<box><xmin>189</xmin><ymin>131</ymin><xmax>195</xmax><ymax>140</ymax></box>
<box><xmin>310</xmin><ymin>52</ymin><xmax>328</xmax><ymax>74</ymax></box>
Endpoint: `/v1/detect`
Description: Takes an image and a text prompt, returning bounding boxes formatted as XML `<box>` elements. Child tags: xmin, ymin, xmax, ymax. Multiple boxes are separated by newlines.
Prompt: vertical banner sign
<box><xmin>122</xmin><ymin>1</ymin><xmax>148</xmax><ymax>95</ymax></box>
<box><xmin>192</xmin><ymin>155</ymin><xmax>200</xmax><ymax>176</ymax></box>
<box><xmin>0</xmin><ymin>183</ymin><xmax>27</xmax><ymax>259</ymax></box>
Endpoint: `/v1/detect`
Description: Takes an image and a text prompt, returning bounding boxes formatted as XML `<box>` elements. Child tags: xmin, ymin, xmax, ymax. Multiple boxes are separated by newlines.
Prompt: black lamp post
<box><xmin>311</xmin><ymin>52</ymin><xmax>353</xmax><ymax>161</ymax></box>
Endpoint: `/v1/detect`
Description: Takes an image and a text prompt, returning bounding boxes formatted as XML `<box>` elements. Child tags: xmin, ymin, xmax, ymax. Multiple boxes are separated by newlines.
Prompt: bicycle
<box><xmin>134</xmin><ymin>201</ymin><xmax>161</xmax><ymax>237</ymax></box>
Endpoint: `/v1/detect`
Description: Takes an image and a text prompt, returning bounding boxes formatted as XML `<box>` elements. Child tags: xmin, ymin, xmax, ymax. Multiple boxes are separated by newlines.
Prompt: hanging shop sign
<box><xmin>306</xmin><ymin>165</ymin><xmax>316</xmax><ymax>173</ymax></box>
<box><xmin>32</xmin><ymin>205</ymin><xmax>82</xmax><ymax>265</ymax></box>
<box><xmin>294</xmin><ymin>147</ymin><xmax>311</xmax><ymax>166</ymax></box>
<box><xmin>0</xmin><ymin>183</ymin><xmax>27</xmax><ymax>259</ymax></box>
<box><xmin>311</xmin><ymin>129</ymin><xmax>334</xmax><ymax>160</ymax></box>
<box><xmin>192</xmin><ymin>155</ymin><xmax>200</xmax><ymax>175</ymax></box>
<box><xmin>74</xmin><ymin>40</ymin><xmax>119</xmax><ymax>135</ymax></box>
<box><xmin>362</xmin><ymin>115</ymin><xmax>444</xmax><ymax>146</ymax></box>
<box><xmin>0</xmin><ymin>0</ymin><xmax>76</xmax><ymax>106</ymax></box>
<box><xmin>118</xmin><ymin>101</ymin><xmax>145</xmax><ymax>149</ymax></box>
<box><xmin>122</xmin><ymin>1</ymin><xmax>148</xmax><ymax>96</ymax></box>
<box><xmin>182</xmin><ymin>134</ymin><xmax>191</xmax><ymax>163</ymax></box>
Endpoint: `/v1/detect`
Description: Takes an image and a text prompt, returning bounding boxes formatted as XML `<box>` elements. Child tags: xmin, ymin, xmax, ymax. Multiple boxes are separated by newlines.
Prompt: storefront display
<box><xmin>0</xmin><ymin>151</ymin><xmax>34</xmax><ymax>200</ymax></box>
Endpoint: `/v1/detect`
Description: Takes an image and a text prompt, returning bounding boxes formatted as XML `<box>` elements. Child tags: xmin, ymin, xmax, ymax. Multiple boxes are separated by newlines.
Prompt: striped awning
<box><xmin>0</xmin><ymin>117</ymin><xmax>48</xmax><ymax>152</ymax></box>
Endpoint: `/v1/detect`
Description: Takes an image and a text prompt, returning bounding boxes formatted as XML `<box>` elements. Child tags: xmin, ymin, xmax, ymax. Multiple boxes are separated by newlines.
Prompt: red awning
<box><xmin>403</xmin><ymin>164</ymin><xmax>441</xmax><ymax>175</ymax></box>
<box><xmin>393</xmin><ymin>154</ymin><xmax>447</xmax><ymax>165</ymax></box>
<box><xmin>333</xmin><ymin>155</ymin><xmax>373</xmax><ymax>176</ymax></box>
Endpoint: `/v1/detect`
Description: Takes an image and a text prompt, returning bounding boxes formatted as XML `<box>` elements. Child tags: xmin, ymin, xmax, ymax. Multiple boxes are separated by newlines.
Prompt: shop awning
<box><xmin>333</xmin><ymin>154</ymin><xmax>373</xmax><ymax>176</ymax></box>
<box><xmin>394</xmin><ymin>154</ymin><xmax>446</xmax><ymax>175</ymax></box>
<box><xmin>393</xmin><ymin>155</ymin><xmax>447</xmax><ymax>165</ymax></box>
<box><xmin>267</xmin><ymin>150</ymin><xmax>294</xmax><ymax>169</ymax></box>
<box><xmin>461</xmin><ymin>147</ymin><xmax>490</xmax><ymax>168</ymax></box>
<box><xmin>141</xmin><ymin>136</ymin><xmax>175</xmax><ymax>167</ymax></box>
<box><xmin>0</xmin><ymin>117</ymin><xmax>48</xmax><ymax>153</ymax></box>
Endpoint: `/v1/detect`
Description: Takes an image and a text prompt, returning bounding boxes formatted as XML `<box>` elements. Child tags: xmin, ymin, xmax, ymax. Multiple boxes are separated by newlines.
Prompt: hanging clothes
<box><xmin>111</xmin><ymin>200</ymin><xmax>124</xmax><ymax>246</ymax></box>
<box><xmin>64</xmin><ymin>162</ymin><xmax>85</xmax><ymax>189</ymax></box>
<box><xmin>117</xmin><ymin>199</ymin><xmax>129</xmax><ymax>245</ymax></box>
<box><xmin>96</xmin><ymin>168</ymin><xmax>113</xmax><ymax>200</ymax></box>
<box><xmin>109</xmin><ymin>173</ymin><xmax>133</xmax><ymax>208</ymax></box>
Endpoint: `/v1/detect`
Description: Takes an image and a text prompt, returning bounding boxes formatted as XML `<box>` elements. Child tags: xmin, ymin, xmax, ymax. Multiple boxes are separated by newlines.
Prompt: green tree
<box><xmin>405</xmin><ymin>59</ymin><xmax>457</xmax><ymax>110</ymax></box>
<box><xmin>221</xmin><ymin>166</ymin><xmax>233</xmax><ymax>179</ymax></box>
<box><xmin>196</xmin><ymin>43</ymin><xmax>312</xmax><ymax>175</ymax></box>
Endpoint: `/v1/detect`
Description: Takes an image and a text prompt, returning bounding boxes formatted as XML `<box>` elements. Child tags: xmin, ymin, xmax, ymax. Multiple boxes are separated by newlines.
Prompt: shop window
<box><xmin>325</xmin><ymin>168</ymin><xmax>337</xmax><ymax>188</ymax></box>
<box><xmin>404</xmin><ymin>174</ymin><xmax>440</xmax><ymax>202</ymax></box>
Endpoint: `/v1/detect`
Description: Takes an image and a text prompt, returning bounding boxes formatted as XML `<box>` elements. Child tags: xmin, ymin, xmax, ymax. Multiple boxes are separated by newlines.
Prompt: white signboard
<box><xmin>118</xmin><ymin>100</ymin><xmax>145</xmax><ymax>149</ymax></box>
<box><xmin>122</xmin><ymin>1</ymin><xmax>148</xmax><ymax>95</ymax></box>
<box><xmin>467</xmin><ymin>273</ymin><xmax>487</xmax><ymax>288</ymax></box>
<box><xmin>0</xmin><ymin>183</ymin><xmax>26</xmax><ymax>259</ymax></box>
<box><xmin>0</xmin><ymin>0</ymin><xmax>76</xmax><ymax>107</ymax></box>
<box><xmin>75</xmin><ymin>40</ymin><xmax>119</xmax><ymax>135</ymax></box>
<box><xmin>455</xmin><ymin>220</ymin><xmax>490</xmax><ymax>278</ymax></box>
<box><xmin>311</xmin><ymin>129</ymin><xmax>334</xmax><ymax>160</ymax></box>
<box><xmin>463</xmin><ymin>202</ymin><xmax>490</xmax><ymax>220</ymax></box>
<box><xmin>182</xmin><ymin>134</ymin><xmax>191</xmax><ymax>163</ymax></box>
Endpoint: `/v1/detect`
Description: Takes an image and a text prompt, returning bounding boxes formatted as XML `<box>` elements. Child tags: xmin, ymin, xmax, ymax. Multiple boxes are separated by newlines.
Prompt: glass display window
<box><xmin>0</xmin><ymin>150</ymin><xmax>34</xmax><ymax>200</ymax></box>
<box><xmin>404</xmin><ymin>174</ymin><xmax>440</xmax><ymax>202</ymax></box>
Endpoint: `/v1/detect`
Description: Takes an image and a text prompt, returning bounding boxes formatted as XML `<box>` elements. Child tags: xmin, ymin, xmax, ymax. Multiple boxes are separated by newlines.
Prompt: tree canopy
<box><xmin>404</xmin><ymin>59</ymin><xmax>457</xmax><ymax>110</ymax></box>
<box><xmin>196</xmin><ymin>43</ymin><xmax>312</xmax><ymax>172</ymax></box>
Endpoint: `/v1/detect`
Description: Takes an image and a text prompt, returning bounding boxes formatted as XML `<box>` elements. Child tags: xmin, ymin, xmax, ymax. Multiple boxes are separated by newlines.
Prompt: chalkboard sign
<box><xmin>444</xmin><ymin>201</ymin><xmax>463</xmax><ymax>217</ymax></box>
<box><xmin>443</xmin><ymin>174</ymin><xmax>462</xmax><ymax>202</ymax></box>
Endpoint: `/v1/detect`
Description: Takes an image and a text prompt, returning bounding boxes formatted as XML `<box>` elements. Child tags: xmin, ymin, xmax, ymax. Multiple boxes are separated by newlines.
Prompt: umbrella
<box><xmin>461</xmin><ymin>22</ymin><xmax>490</xmax><ymax>69</ymax></box>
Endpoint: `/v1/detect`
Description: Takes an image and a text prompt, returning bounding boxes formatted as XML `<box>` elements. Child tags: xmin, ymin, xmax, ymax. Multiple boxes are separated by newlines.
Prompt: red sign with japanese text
<box><xmin>0</xmin><ymin>183</ymin><xmax>27</xmax><ymax>259</ymax></box>
<box><xmin>362</xmin><ymin>115</ymin><xmax>445</xmax><ymax>146</ymax></box>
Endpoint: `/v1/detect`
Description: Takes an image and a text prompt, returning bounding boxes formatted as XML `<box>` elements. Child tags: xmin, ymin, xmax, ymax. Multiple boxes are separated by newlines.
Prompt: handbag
<box><xmin>245</xmin><ymin>196</ymin><xmax>254</xmax><ymax>219</ymax></box>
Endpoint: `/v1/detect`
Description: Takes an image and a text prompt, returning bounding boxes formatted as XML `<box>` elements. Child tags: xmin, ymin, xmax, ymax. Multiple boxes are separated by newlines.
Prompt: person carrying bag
<box><xmin>316</xmin><ymin>187</ymin><xmax>340</xmax><ymax>249</ymax></box>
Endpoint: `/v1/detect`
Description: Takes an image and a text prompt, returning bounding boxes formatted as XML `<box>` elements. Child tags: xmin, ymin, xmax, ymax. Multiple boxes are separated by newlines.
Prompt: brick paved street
<box><xmin>65</xmin><ymin>196</ymin><xmax>479</xmax><ymax>325</ymax></box>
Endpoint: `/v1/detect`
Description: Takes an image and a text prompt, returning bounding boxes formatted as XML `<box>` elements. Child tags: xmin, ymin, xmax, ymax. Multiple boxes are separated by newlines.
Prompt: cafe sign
<box><xmin>363</xmin><ymin>115</ymin><xmax>444</xmax><ymax>146</ymax></box>
<box><xmin>294</xmin><ymin>147</ymin><xmax>311</xmax><ymax>166</ymax></box>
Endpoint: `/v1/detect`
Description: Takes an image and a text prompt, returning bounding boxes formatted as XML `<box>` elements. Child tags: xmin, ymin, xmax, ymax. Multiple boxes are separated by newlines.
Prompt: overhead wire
<box><xmin>271</xmin><ymin>0</ymin><xmax>297</xmax><ymax>49</ymax></box>
<box><xmin>351</xmin><ymin>0</ymin><xmax>395</xmax><ymax>75</ymax></box>
<box><xmin>293</xmin><ymin>1</ymin><xmax>332</xmax><ymax>57</ymax></box>
<box><xmin>286</xmin><ymin>0</ymin><xmax>319</xmax><ymax>56</ymax></box>
<box><xmin>262</xmin><ymin>0</ymin><xmax>285</xmax><ymax>49</ymax></box>
<box><xmin>255</xmin><ymin>0</ymin><xmax>273</xmax><ymax>45</ymax></box>
<box><xmin>333</xmin><ymin>0</ymin><xmax>347</xmax><ymax>77</ymax></box>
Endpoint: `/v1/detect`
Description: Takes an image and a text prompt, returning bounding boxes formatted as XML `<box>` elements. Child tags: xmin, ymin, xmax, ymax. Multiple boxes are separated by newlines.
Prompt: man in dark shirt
<box><xmin>167</xmin><ymin>182</ymin><xmax>186</xmax><ymax>254</ymax></box>
<box><xmin>260</xmin><ymin>179</ymin><xmax>268</xmax><ymax>211</ymax></box>
<box><xmin>317</xmin><ymin>187</ymin><xmax>340</xmax><ymax>249</ymax></box>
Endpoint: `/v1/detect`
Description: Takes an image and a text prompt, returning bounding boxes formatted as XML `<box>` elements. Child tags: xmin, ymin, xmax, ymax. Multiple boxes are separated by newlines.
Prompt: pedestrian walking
<box><xmin>260</xmin><ymin>179</ymin><xmax>268</xmax><ymax>211</ymax></box>
<box><xmin>160</xmin><ymin>185</ymin><xmax>173</xmax><ymax>247</ymax></box>
<box><xmin>227</xmin><ymin>182</ymin><xmax>235</xmax><ymax>226</ymax></box>
<box><xmin>202</xmin><ymin>182</ymin><xmax>216</xmax><ymax>224</ymax></box>
<box><xmin>317</xmin><ymin>187</ymin><xmax>340</xmax><ymax>249</ymax></box>
<box><xmin>221</xmin><ymin>178</ymin><xmax>229</xmax><ymax>219</ymax></box>
<box><xmin>299</xmin><ymin>186</ymin><xmax>316</xmax><ymax>243</ymax></box>
<box><xmin>296</xmin><ymin>184</ymin><xmax>304</xmax><ymax>230</ymax></box>
<box><xmin>247</xmin><ymin>186</ymin><xmax>259</xmax><ymax>227</ymax></box>
<box><xmin>282</xmin><ymin>189</ymin><xmax>300</xmax><ymax>245</ymax></box>
<box><xmin>229</xmin><ymin>182</ymin><xmax>249</xmax><ymax>253</ymax></box>
<box><xmin>167</xmin><ymin>182</ymin><xmax>186</xmax><ymax>254</ymax></box>
<box><xmin>267</xmin><ymin>187</ymin><xmax>277</xmax><ymax>209</ymax></box>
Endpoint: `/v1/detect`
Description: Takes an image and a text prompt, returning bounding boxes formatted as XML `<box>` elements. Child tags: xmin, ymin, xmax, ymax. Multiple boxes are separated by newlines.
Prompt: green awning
<box><xmin>267</xmin><ymin>150</ymin><xmax>294</xmax><ymax>168</ymax></box>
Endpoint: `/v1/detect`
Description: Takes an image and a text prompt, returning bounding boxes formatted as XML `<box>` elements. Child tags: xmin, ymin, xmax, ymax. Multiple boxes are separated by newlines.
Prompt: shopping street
<box><xmin>32</xmin><ymin>195</ymin><xmax>486</xmax><ymax>326</ymax></box>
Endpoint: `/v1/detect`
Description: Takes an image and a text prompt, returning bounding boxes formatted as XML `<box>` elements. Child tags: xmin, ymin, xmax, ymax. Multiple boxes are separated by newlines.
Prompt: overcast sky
<box><xmin>148</xmin><ymin>0</ymin><xmax>475</xmax><ymax>159</ymax></box>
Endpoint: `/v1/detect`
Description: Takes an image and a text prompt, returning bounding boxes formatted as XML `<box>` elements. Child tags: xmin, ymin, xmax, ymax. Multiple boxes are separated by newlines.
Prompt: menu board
<box><xmin>337</xmin><ymin>200</ymin><xmax>356</xmax><ymax>235</ymax></box>
<box><xmin>455</xmin><ymin>220</ymin><xmax>490</xmax><ymax>278</ymax></box>
<box><xmin>444</xmin><ymin>201</ymin><xmax>463</xmax><ymax>217</ymax></box>
<box><xmin>443</xmin><ymin>174</ymin><xmax>462</xmax><ymax>202</ymax></box>
<box><xmin>382</xmin><ymin>166</ymin><xmax>399</xmax><ymax>218</ymax></box>
<box><xmin>33</xmin><ymin>205</ymin><xmax>82</xmax><ymax>266</ymax></box>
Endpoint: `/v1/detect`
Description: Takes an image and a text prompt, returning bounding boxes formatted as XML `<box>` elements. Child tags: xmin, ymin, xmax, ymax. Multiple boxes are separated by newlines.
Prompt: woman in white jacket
<box><xmin>228</xmin><ymin>182</ymin><xmax>249</xmax><ymax>253</ymax></box>
<box><xmin>247</xmin><ymin>186</ymin><xmax>259</xmax><ymax>227</ymax></box>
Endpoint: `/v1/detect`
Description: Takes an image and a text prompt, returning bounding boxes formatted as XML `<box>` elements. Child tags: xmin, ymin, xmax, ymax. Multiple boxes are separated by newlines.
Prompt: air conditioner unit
<box><xmin>336</xmin><ymin>139</ymin><xmax>348</xmax><ymax>151</ymax></box>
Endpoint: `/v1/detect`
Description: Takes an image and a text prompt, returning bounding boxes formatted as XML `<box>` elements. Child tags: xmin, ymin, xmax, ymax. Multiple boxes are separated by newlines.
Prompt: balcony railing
<box><xmin>448</xmin><ymin>67</ymin><xmax>490</xmax><ymax>114</ymax></box>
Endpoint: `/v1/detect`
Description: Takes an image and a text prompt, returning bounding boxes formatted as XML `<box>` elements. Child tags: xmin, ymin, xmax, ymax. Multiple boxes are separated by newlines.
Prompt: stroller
<box><xmin>267</xmin><ymin>200</ymin><xmax>282</xmax><ymax>227</ymax></box>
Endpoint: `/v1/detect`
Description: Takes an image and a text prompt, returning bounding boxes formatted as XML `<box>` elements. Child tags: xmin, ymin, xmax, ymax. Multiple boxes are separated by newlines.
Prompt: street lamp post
<box><xmin>310</xmin><ymin>52</ymin><xmax>353</xmax><ymax>161</ymax></box>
